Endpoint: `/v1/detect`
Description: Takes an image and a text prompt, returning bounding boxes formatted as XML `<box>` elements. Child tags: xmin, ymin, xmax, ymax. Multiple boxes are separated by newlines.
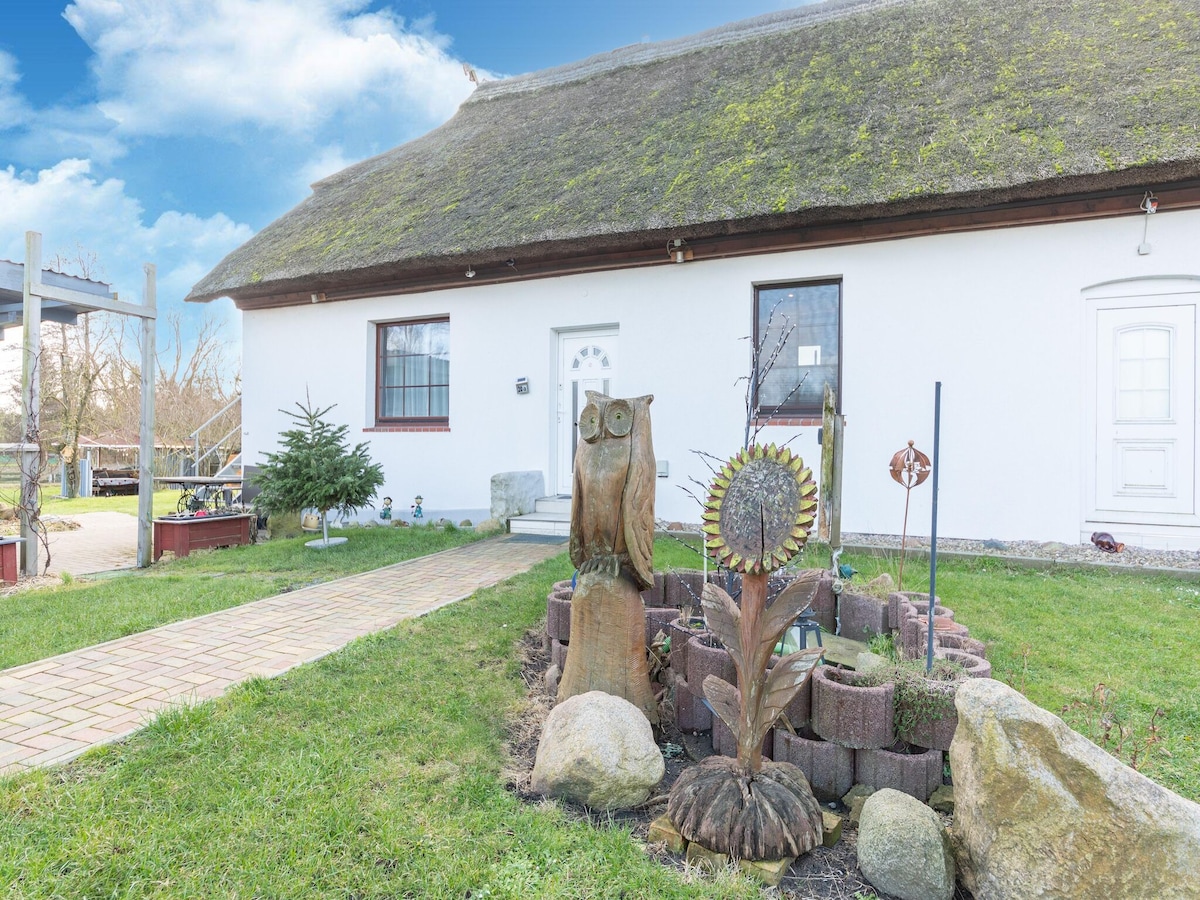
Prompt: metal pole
<box><xmin>926</xmin><ymin>381</ymin><xmax>942</xmax><ymax>671</ymax></box>
<box><xmin>136</xmin><ymin>264</ymin><xmax>156</xmax><ymax>567</ymax></box>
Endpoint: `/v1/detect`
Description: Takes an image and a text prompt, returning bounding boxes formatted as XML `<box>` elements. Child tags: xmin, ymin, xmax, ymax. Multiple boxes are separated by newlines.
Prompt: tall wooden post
<box><xmin>136</xmin><ymin>264</ymin><xmax>157</xmax><ymax>567</ymax></box>
<box><xmin>19</xmin><ymin>232</ymin><xmax>43</xmax><ymax>576</ymax></box>
<box><xmin>818</xmin><ymin>385</ymin><xmax>843</xmax><ymax>546</ymax></box>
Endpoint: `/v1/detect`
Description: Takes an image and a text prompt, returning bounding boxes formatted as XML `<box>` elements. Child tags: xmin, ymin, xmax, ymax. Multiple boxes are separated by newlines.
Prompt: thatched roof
<box><xmin>189</xmin><ymin>0</ymin><xmax>1200</xmax><ymax>304</ymax></box>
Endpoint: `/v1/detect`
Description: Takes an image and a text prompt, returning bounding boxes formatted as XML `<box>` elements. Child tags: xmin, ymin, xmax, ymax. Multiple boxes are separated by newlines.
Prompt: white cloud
<box><xmin>0</xmin><ymin>51</ymin><xmax>30</xmax><ymax>124</ymax></box>
<box><xmin>297</xmin><ymin>145</ymin><xmax>356</xmax><ymax>192</ymax></box>
<box><xmin>64</xmin><ymin>0</ymin><xmax>481</xmax><ymax>136</ymax></box>
<box><xmin>0</xmin><ymin>159</ymin><xmax>252</xmax><ymax>317</ymax></box>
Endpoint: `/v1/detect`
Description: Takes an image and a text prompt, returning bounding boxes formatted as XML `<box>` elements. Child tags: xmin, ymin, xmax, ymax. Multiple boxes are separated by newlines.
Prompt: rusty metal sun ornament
<box><xmin>701</xmin><ymin>444</ymin><xmax>817</xmax><ymax>574</ymax></box>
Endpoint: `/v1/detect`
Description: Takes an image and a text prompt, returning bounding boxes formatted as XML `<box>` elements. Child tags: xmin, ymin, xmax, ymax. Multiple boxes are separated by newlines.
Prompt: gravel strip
<box><xmin>659</xmin><ymin>524</ymin><xmax>1200</xmax><ymax>573</ymax></box>
<box><xmin>840</xmin><ymin>532</ymin><xmax>1200</xmax><ymax>572</ymax></box>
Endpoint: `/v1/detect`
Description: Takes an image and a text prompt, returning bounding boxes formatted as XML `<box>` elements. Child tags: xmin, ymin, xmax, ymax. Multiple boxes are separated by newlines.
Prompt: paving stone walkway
<box><xmin>44</xmin><ymin>511</ymin><xmax>139</xmax><ymax>576</ymax></box>
<box><xmin>0</xmin><ymin>535</ymin><xmax>565</xmax><ymax>775</ymax></box>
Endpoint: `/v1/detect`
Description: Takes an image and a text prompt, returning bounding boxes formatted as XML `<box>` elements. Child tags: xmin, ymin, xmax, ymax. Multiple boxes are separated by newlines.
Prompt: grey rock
<box><xmin>929</xmin><ymin>783</ymin><xmax>955</xmax><ymax>813</ymax></box>
<box><xmin>952</xmin><ymin>678</ymin><xmax>1200</xmax><ymax>899</ymax></box>
<box><xmin>531</xmin><ymin>690</ymin><xmax>664</xmax><ymax>809</ymax></box>
<box><xmin>858</xmin><ymin>788</ymin><xmax>954</xmax><ymax>900</ymax></box>
<box><xmin>544</xmin><ymin>664</ymin><xmax>561</xmax><ymax>699</ymax></box>
<box><xmin>981</xmin><ymin>538</ymin><xmax>1007</xmax><ymax>550</ymax></box>
<box><xmin>490</xmin><ymin>471</ymin><xmax>545</xmax><ymax>521</ymax></box>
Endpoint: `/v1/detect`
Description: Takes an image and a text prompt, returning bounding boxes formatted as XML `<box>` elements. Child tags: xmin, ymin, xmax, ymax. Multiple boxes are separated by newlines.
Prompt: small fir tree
<box><xmin>253</xmin><ymin>397</ymin><xmax>384</xmax><ymax>545</ymax></box>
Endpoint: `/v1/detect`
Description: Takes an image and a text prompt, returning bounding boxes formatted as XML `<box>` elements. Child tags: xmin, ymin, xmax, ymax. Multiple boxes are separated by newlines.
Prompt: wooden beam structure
<box><xmin>17</xmin><ymin>231</ymin><xmax>158</xmax><ymax>576</ymax></box>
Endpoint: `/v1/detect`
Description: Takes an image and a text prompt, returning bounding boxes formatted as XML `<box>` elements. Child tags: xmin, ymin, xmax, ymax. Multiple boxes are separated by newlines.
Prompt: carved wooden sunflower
<box><xmin>701</xmin><ymin>444</ymin><xmax>816</xmax><ymax>574</ymax></box>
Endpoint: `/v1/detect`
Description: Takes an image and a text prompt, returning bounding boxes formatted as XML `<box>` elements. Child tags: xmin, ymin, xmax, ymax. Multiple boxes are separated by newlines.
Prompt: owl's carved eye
<box><xmin>604</xmin><ymin>399</ymin><xmax>633</xmax><ymax>437</ymax></box>
<box><xmin>579</xmin><ymin>402</ymin><xmax>602</xmax><ymax>443</ymax></box>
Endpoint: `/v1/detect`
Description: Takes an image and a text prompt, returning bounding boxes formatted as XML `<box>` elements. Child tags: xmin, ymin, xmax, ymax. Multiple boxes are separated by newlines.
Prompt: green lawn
<box><xmin>0</xmin><ymin>554</ymin><xmax>761</xmax><ymax>899</ymax></box>
<box><xmin>0</xmin><ymin>535</ymin><xmax>1195</xmax><ymax>898</ymax></box>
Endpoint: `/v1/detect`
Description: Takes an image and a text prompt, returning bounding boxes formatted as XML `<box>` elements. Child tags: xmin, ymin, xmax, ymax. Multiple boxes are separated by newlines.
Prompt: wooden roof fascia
<box><xmin>225</xmin><ymin>180</ymin><xmax>1200</xmax><ymax>312</ymax></box>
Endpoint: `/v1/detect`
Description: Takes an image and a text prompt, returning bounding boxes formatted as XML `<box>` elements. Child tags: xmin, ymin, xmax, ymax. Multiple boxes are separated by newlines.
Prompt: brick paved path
<box><xmin>44</xmin><ymin>511</ymin><xmax>139</xmax><ymax>576</ymax></box>
<box><xmin>0</xmin><ymin>536</ymin><xmax>564</xmax><ymax>775</ymax></box>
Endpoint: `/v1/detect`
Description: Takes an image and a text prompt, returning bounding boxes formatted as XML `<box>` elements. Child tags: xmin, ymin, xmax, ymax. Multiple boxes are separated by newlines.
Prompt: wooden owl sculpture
<box><xmin>569</xmin><ymin>391</ymin><xmax>655</xmax><ymax>591</ymax></box>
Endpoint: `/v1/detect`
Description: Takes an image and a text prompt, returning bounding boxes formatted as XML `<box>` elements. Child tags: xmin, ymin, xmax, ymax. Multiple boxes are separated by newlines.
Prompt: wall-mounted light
<box><xmin>1138</xmin><ymin>190</ymin><xmax>1159</xmax><ymax>255</ymax></box>
<box><xmin>465</xmin><ymin>266</ymin><xmax>475</xmax><ymax>279</ymax></box>
<box><xmin>667</xmin><ymin>238</ymin><xmax>693</xmax><ymax>263</ymax></box>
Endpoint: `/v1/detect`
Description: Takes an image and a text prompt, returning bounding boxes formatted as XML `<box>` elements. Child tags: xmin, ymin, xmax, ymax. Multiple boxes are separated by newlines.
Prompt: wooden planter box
<box><xmin>153</xmin><ymin>513</ymin><xmax>254</xmax><ymax>560</ymax></box>
<box><xmin>0</xmin><ymin>537</ymin><xmax>22</xmax><ymax>584</ymax></box>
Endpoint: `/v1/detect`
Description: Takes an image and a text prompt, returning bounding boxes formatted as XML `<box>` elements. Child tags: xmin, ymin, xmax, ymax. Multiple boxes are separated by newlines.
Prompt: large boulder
<box><xmin>530</xmin><ymin>691</ymin><xmax>664</xmax><ymax>809</ymax></box>
<box><xmin>951</xmin><ymin>678</ymin><xmax>1200</xmax><ymax>899</ymax></box>
<box><xmin>489</xmin><ymin>470</ymin><xmax>544</xmax><ymax>521</ymax></box>
<box><xmin>857</xmin><ymin>788</ymin><xmax>955</xmax><ymax>900</ymax></box>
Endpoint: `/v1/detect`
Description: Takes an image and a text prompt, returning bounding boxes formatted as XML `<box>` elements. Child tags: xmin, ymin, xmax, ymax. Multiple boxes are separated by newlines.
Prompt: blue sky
<box><xmin>0</xmin><ymin>0</ymin><xmax>802</xmax><ymax>345</ymax></box>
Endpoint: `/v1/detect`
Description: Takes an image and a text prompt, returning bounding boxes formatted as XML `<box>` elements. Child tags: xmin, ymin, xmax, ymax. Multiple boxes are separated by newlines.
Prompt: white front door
<box><xmin>556</xmin><ymin>329</ymin><xmax>617</xmax><ymax>495</ymax></box>
<box><xmin>1092</xmin><ymin>300</ymin><xmax>1196</xmax><ymax>521</ymax></box>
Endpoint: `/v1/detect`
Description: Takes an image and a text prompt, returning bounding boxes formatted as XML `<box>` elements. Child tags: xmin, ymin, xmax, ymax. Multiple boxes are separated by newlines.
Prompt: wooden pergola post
<box><xmin>18</xmin><ymin>231</ymin><xmax>158</xmax><ymax>575</ymax></box>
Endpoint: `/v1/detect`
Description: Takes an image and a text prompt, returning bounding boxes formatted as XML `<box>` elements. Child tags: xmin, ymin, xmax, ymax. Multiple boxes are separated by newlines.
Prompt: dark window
<box><xmin>753</xmin><ymin>280</ymin><xmax>841</xmax><ymax>416</ymax></box>
<box><xmin>376</xmin><ymin>318</ymin><xmax>449</xmax><ymax>423</ymax></box>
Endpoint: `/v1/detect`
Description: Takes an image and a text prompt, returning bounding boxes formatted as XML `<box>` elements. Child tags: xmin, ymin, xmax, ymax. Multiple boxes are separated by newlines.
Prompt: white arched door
<box><xmin>1087</xmin><ymin>286</ymin><xmax>1197</xmax><ymax>536</ymax></box>
<box><xmin>556</xmin><ymin>329</ymin><xmax>617</xmax><ymax>495</ymax></box>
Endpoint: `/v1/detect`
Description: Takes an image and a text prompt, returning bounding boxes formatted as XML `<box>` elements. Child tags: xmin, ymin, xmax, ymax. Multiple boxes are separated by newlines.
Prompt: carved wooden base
<box><xmin>667</xmin><ymin>755</ymin><xmax>823</xmax><ymax>860</ymax></box>
<box><xmin>557</xmin><ymin>568</ymin><xmax>659</xmax><ymax>724</ymax></box>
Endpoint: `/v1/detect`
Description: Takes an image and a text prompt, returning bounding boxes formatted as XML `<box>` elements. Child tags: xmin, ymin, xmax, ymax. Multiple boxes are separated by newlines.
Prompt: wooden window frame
<box><xmin>375</xmin><ymin>317</ymin><xmax>450</xmax><ymax>427</ymax></box>
<box><xmin>752</xmin><ymin>278</ymin><xmax>842</xmax><ymax>418</ymax></box>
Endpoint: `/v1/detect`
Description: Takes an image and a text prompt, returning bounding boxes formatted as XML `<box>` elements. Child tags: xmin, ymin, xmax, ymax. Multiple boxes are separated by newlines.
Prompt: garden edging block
<box><xmin>773</xmin><ymin>729</ymin><xmax>855</xmax><ymax>803</ymax></box>
<box><xmin>855</xmin><ymin>746</ymin><xmax>943</xmax><ymax>802</ymax></box>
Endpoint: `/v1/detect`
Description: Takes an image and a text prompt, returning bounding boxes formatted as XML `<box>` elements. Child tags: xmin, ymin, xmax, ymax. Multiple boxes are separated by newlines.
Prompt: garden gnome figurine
<box><xmin>379</xmin><ymin>497</ymin><xmax>392</xmax><ymax>522</ymax></box>
<box><xmin>557</xmin><ymin>392</ymin><xmax>658</xmax><ymax>723</ymax></box>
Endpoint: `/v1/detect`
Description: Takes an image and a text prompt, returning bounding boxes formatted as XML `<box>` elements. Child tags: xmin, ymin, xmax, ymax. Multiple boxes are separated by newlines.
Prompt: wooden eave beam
<box><xmin>227</xmin><ymin>181</ymin><xmax>1200</xmax><ymax>311</ymax></box>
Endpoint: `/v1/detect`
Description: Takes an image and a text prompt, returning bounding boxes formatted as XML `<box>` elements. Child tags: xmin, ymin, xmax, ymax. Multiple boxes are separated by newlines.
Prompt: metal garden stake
<box><xmin>888</xmin><ymin>439</ymin><xmax>931</xmax><ymax>591</ymax></box>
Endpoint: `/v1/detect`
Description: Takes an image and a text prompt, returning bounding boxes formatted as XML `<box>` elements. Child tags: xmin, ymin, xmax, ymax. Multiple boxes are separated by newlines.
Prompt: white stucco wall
<box><xmin>240</xmin><ymin>207</ymin><xmax>1200</xmax><ymax>543</ymax></box>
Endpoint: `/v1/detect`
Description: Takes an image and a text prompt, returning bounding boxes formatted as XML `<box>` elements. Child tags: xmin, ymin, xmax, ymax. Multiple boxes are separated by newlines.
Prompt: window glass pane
<box><xmin>1143</xmin><ymin>389</ymin><xmax>1171</xmax><ymax>419</ymax></box>
<box><xmin>430</xmin><ymin>355</ymin><xmax>450</xmax><ymax>385</ymax></box>
<box><xmin>405</xmin><ymin>355</ymin><xmax>429</xmax><ymax>386</ymax></box>
<box><xmin>407</xmin><ymin>388</ymin><xmax>429</xmax><ymax>417</ymax></box>
<box><xmin>430</xmin><ymin>386</ymin><xmax>449</xmax><ymax>417</ymax></box>
<box><xmin>380</xmin><ymin>388</ymin><xmax>402</xmax><ymax>418</ymax></box>
<box><xmin>755</xmin><ymin>282</ymin><xmax>840</xmax><ymax>413</ymax></box>
<box><xmin>1143</xmin><ymin>358</ymin><xmax>1171</xmax><ymax>392</ymax></box>
<box><xmin>1118</xmin><ymin>359</ymin><xmax>1143</xmax><ymax>390</ymax></box>
<box><xmin>1143</xmin><ymin>328</ymin><xmax>1171</xmax><ymax>358</ymax></box>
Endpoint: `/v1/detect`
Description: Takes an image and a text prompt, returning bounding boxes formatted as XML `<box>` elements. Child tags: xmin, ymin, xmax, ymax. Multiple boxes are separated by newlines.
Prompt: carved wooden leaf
<box><xmin>763</xmin><ymin>569</ymin><xmax>821</xmax><ymax>649</ymax></box>
<box><xmin>755</xmin><ymin>648</ymin><xmax>824</xmax><ymax>734</ymax></box>
<box><xmin>702</xmin><ymin>674</ymin><xmax>742</xmax><ymax>738</ymax></box>
<box><xmin>700</xmin><ymin>582</ymin><xmax>744</xmax><ymax>672</ymax></box>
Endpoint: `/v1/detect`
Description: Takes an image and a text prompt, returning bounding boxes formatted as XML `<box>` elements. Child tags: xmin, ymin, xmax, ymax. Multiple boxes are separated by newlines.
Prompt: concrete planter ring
<box><xmin>855</xmin><ymin>744</ymin><xmax>944</xmax><ymax>802</ymax></box>
<box><xmin>895</xmin><ymin>678</ymin><xmax>959</xmax><ymax>752</ymax></box>
<box><xmin>686</xmin><ymin>637</ymin><xmax>736</xmax><ymax>696</ymax></box>
<box><xmin>940</xmin><ymin>648</ymin><xmax>992</xmax><ymax>679</ymax></box>
<box><xmin>811</xmin><ymin>665</ymin><xmax>896</xmax><ymax>750</ymax></box>
<box><xmin>666</xmin><ymin>617</ymin><xmax>709</xmax><ymax>675</ymax></box>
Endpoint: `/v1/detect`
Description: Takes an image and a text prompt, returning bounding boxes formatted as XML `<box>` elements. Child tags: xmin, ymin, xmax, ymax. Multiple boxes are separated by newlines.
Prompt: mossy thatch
<box><xmin>188</xmin><ymin>0</ymin><xmax>1200</xmax><ymax>304</ymax></box>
